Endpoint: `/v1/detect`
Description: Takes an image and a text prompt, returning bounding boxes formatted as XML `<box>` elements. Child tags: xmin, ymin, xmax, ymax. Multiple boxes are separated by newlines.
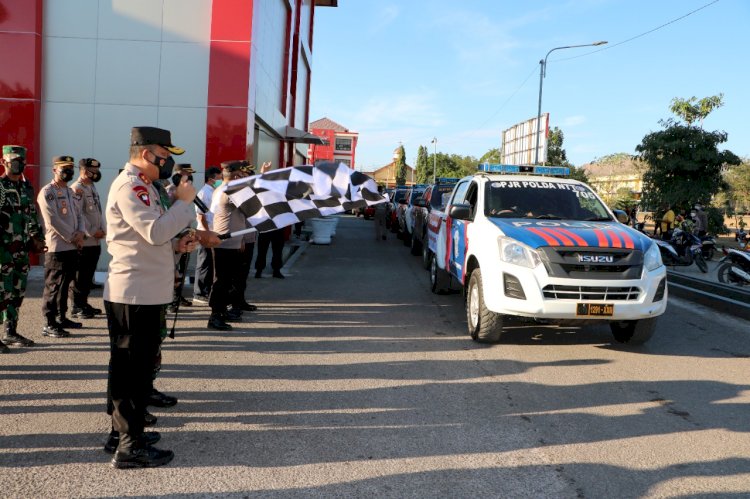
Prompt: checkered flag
<box><xmin>223</xmin><ymin>162</ymin><xmax>386</xmax><ymax>233</ymax></box>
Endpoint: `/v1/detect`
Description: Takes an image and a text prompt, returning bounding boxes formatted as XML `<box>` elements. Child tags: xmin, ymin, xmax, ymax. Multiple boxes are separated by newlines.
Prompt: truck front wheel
<box><xmin>610</xmin><ymin>318</ymin><xmax>657</xmax><ymax>344</ymax></box>
<box><xmin>466</xmin><ymin>269</ymin><xmax>503</xmax><ymax>343</ymax></box>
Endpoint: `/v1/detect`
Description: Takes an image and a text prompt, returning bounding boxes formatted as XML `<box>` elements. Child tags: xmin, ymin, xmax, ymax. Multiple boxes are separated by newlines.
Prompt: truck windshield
<box><xmin>484</xmin><ymin>180</ymin><xmax>611</xmax><ymax>221</ymax></box>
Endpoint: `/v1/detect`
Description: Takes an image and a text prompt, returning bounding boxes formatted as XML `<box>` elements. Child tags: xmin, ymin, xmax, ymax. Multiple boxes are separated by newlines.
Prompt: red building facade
<box><xmin>308</xmin><ymin>117</ymin><xmax>358</xmax><ymax>169</ymax></box>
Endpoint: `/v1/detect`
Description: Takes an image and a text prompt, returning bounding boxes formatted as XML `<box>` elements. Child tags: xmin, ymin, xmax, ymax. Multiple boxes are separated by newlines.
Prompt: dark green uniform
<box><xmin>0</xmin><ymin>176</ymin><xmax>43</xmax><ymax>323</ymax></box>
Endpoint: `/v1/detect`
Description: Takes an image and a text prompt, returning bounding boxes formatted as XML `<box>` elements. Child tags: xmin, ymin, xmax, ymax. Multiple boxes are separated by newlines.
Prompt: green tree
<box><xmin>546</xmin><ymin>127</ymin><xmax>572</xmax><ymax>168</ymax></box>
<box><xmin>394</xmin><ymin>145</ymin><xmax>407</xmax><ymax>185</ymax></box>
<box><xmin>480</xmin><ymin>148</ymin><xmax>501</xmax><ymax>164</ymax></box>
<box><xmin>669</xmin><ymin>93</ymin><xmax>724</xmax><ymax>128</ymax></box>
<box><xmin>415</xmin><ymin>145</ymin><xmax>429</xmax><ymax>183</ymax></box>
<box><xmin>636</xmin><ymin>119</ymin><xmax>740</xmax><ymax>213</ymax></box>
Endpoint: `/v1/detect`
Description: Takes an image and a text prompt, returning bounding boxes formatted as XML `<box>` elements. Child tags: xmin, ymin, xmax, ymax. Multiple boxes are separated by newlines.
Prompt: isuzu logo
<box><xmin>578</xmin><ymin>254</ymin><xmax>614</xmax><ymax>263</ymax></box>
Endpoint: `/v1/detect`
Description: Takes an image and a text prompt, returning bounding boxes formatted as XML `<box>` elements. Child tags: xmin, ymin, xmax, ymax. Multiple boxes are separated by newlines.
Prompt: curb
<box><xmin>667</xmin><ymin>270</ymin><xmax>750</xmax><ymax>321</ymax></box>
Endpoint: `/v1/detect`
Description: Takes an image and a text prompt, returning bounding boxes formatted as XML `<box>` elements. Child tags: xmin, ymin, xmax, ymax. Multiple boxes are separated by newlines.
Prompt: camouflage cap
<box><xmin>2</xmin><ymin>145</ymin><xmax>26</xmax><ymax>159</ymax></box>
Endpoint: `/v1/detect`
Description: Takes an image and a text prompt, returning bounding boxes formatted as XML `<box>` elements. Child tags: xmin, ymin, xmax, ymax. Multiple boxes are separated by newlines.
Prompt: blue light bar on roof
<box><xmin>477</xmin><ymin>163</ymin><xmax>570</xmax><ymax>176</ymax></box>
<box><xmin>436</xmin><ymin>177</ymin><xmax>459</xmax><ymax>183</ymax></box>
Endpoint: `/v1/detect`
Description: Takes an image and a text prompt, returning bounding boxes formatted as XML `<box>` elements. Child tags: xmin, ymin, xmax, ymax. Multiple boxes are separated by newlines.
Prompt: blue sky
<box><xmin>309</xmin><ymin>0</ymin><xmax>748</xmax><ymax>170</ymax></box>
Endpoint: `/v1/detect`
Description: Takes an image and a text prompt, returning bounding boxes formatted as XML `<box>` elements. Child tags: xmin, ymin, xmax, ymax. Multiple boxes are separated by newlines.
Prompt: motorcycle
<box><xmin>717</xmin><ymin>246</ymin><xmax>750</xmax><ymax>286</ymax></box>
<box><xmin>699</xmin><ymin>233</ymin><xmax>717</xmax><ymax>260</ymax></box>
<box><xmin>652</xmin><ymin>228</ymin><xmax>709</xmax><ymax>273</ymax></box>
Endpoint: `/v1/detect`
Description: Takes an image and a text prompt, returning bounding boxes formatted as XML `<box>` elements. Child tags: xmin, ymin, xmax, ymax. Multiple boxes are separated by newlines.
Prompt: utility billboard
<box><xmin>501</xmin><ymin>113</ymin><xmax>549</xmax><ymax>165</ymax></box>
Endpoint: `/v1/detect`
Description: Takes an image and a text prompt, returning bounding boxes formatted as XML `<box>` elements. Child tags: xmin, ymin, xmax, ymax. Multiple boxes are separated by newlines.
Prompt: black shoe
<box><xmin>148</xmin><ymin>389</ymin><xmax>178</xmax><ymax>408</ymax></box>
<box><xmin>179</xmin><ymin>296</ymin><xmax>192</xmax><ymax>307</ymax></box>
<box><xmin>112</xmin><ymin>445</ymin><xmax>174</xmax><ymax>469</ymax></box>
<box><xmin>72</xmin><ymin>306</ymin><xmax>95</xmax><ymax>319</ymax></box>
<box><xmin>224</xmin><ymin>308</ymin><xmax>243</xmax><ymax>320</ymax></box>
<box><xmin>42</xmin><ymin>324</ymin><xmax>70</xmax><ymax>338</ymax></box>
<box><xmin>58</xmin><ymin>317</ymin><xmax>82</xmax><ymax>329</ymax></box>
<box><xmin>166</xmin><ymin>305</ymin><xmax>178</xmax><ymax>314</ymax></box>
<box><xmin>382</xmin><ymin>235</ymin><xmax>386</xmax><ymax>240</ymax></box>
<box><xmin>272</xmin><ymin>271</ymin><xmax>285</xmax><ymax>279</ymax></box>
<box><xmin>104</xmin><ymin>431</ymin><xmax>161</xmax><ymax>454</ymax></box>
<box><xmin>255</xmin><ymin>270</ymin><xmax>262</xmax><ymax>278</ymax></box>
<box><xmin>208</xmin><ymin>314</ymin><xmax>233</xmax><ymax>331</ymax></box>
<box><xmin>85</xmin><ymin>305</ymin><xmax>102</xmax><ymax>315</ymax></box>
<box><xmin>0</xmin><ymin>340</ymin><xmax>9</xmax><ymax>354</ymax></box>
<box><xmin>235</xmin><ymin>302</ymin><xmax>257</xmax><ymax>312</ymax></box>
<box><xmin>144</xmin><ymin>410</ymin><xmax>158</xmax><ymax>427</ymax></box>
<box><xmin>2</xmin><ymin>332</ymin><xmax>35</xmax><ymax>347</ymax></box>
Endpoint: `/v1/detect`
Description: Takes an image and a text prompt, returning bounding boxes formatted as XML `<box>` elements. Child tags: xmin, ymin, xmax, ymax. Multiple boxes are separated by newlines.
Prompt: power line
<box><xmin>556</xmin><ymin>0</ymin><xmax>721</xmax><ymax>62</ymax></box>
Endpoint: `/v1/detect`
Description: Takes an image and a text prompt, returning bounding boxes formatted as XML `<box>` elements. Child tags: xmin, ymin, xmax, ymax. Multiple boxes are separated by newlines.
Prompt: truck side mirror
<box><xmin>449</xmin><ymin>203</ymin><xmax>472</xmax><ymax>221</ymax></box>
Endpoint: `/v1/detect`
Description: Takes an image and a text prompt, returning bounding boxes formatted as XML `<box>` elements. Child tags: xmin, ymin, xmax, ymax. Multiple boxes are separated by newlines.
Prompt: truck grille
<box><xmin>543</xmin><ymin>285</ymin><xmax>641</xmax><ymax>301</ymax></box>
<box><xmin>538</xmin><ymin>247</ymin><xmax>643</xmax><ymax>280</ymax></box>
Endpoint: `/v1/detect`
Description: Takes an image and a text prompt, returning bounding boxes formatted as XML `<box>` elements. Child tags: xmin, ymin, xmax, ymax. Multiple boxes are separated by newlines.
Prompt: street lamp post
<box><xmin>431</xmin><ymin>137</ymin><xmax>437</xmax><ymax>183</ymax></box>
<box><xmin>534</xmin><ymin>40</ymin><xmax>607</xmax><ymax>165</ymax></box>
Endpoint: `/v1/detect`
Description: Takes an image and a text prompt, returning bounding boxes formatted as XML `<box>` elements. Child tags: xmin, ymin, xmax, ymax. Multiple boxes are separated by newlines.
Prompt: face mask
<box><xmin>8</xmin><ymin>159</ymin><xmax>25</xmax><ymax>175</ymax></box>
<box><xmin>59</xmin><ymin>168</ymin><xmax>74</xmax><ymax>182</ymax></box>
<box><xmin>86</xmin><ymin>169</ymin><xmax>102</xmax><ymax>182</ymax></box>
<box><xmin>149</xmin><ymin>152</ymin><xmax>175</xmax><ymax>180</ymax></box>
<box><xmin>212</xmin><ymin>180</ymin><xmax>222</xmax><ymax>188</ymax></box>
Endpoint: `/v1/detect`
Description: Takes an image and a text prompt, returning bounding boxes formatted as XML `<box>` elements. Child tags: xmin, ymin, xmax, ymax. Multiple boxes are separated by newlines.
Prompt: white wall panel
<box><xmin>162</xmin><ymin>0</ymin><xmax>212</xmax><ymax>43</ymax></box>
<box><xmin>99</xmin><ymin>0</ymin><xmax>163</xmax><ymax>41</ymax></box>
<box><xmin>44</xmin><ymin>0</ymin><xmax>99</xmax><ymax>38</ymax></box>
<box><xmin>92</xmin><ymin>104</ymin><xmax>158</xmax><ymax>178</ymax></box>
<box><xmin>95</xmin><ymin>40</ymin><xmax>161</xmax><ymax>105</ymax></box>
<box><xmin>159</xmin><ymin>42</ymin><xmax>210</xmax><ymax>107</ymax></box>
<box><xmin>43</xmin><ymin>37</ymin><xmax>97</xmax><ymax>103</ymax></box>
<box><xmin>157</xmin><ymin>106</ymin><xmax>208</xmax><ymax>169</ymax></box>
<box><xmin>40</xmin><ymin>102</ymin><xmax>96</xmax><ymax>184</ymax></box>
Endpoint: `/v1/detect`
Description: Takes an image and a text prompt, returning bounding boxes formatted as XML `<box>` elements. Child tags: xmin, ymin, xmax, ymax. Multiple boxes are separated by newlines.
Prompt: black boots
<box><xmin>104</xmin><ymin>430</ymin><xmax>161</xmax><ymax>454</ymax></box>
<box><xmin>147</xmin><ymin>388</ymin><xmax>178</xmax><ymax>408</ymax></box>
<box><xmin>272</xmin><ymin>271</ymin><xmax>285</xmax><ymax>279</ymax></box>
<box><xmin>111</xmin><ymin>433</ymin><xmax>173</xmax><ymax>469</ymax></box>
<box><xmin>3</xmin><ymin>320</ymin><xmax>35</xmax><ymax>347</ymax></box>
<box><xmin>208</xmin><ymin>313</ymin><xmax>232</xmax><ymax>331</ymax></box>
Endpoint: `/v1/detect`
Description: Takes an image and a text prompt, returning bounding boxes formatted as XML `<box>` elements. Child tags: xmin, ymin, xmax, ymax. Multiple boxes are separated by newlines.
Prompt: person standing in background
<box><xmin>37</xmin><ymin>156</ymin><xmax>85</xmax><ymax>338</ymax></box>
<box><xmin>70</xmin><ymin>158</ymin><xmax>105</xmax><ymax>319</ymax></box>
<box><xmin>193</xmin><ymin>165</ymin><xmax>222</xmax><ymax>304</ymax></box>
<box><xmin>0</xmin><ymin>145</ymin><xmax>46</xmax><ymax>352</ymax></box>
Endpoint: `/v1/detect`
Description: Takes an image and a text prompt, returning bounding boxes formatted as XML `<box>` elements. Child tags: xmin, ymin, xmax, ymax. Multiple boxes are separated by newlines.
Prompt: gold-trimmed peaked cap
<box><xmin>52</xmin><ymin>155</ymin><xmax>75</xmax><ymax>167</ymax></box>
<box><xmin>130</xmin><ymin>126</ymin><xmax>184</xmax><ymax>155</ymax></box>
<box><xmin>220</xmin><ymin>160</ymin><xmax>251</xmax><ymax>172</ymax></box>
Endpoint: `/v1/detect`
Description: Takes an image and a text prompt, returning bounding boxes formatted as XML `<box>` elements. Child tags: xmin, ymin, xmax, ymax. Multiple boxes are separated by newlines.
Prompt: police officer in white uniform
<box><xmin>70</xmin><ymin>158</ymin><xmax>105</xmax><ymax>318</ymax></box>
<box><xmin>103</xmin><ymin>126</ymin><xmax>219</xmax><ymax>469</ymax></box>
<box><xmin>37</xmin><ymin>156</ymin><xmax>85</xmax><ymax>337</ymax></box>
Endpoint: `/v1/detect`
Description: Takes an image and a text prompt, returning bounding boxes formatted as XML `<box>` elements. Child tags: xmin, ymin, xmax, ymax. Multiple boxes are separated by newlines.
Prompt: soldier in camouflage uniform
<box><xmin>0</xmin><ymin>145</ymin><xmax>46</xmax><ymax>353</ymax></box>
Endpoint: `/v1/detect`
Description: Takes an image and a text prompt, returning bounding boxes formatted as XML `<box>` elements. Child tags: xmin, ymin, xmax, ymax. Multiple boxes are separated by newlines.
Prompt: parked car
<box><xmin>389</xmin><ymin>188</ymin><xmax>409</xmax><ymax>233</ymax></box>
<box><xmin>398</xmin><ymin>186</ymin><xmax>427</xmax><ymax>246</ymax></box>
<box><xmin>410</xmin><ymin>178</ymin><xmax>459</xmax><ymax>265</ymax></box>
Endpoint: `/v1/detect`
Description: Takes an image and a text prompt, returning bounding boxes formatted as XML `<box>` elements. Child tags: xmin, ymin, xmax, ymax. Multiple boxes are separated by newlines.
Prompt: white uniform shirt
<box><xmin>196</xmin><ymin>183</ymin><xmax>215</xmax><ymax>229</ymax></box>
<box><xmin>103</xmin><ymin>162</ymin><xmax>194</xmax><ymax>305</ymax></box>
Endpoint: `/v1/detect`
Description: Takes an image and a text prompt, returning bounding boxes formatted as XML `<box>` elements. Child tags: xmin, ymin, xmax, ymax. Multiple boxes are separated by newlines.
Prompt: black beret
<box><xmin>53</xmin><ymin>155</ymin><xmax>75</xmax><ymax>166</ymax></box>
<box><xmin>130</xmin><ymin>126</ymin><xmax>184</xmax><ymax>155</ymax></box>
<box><xmin>79</xmin><ymin>158</ymin><xmax>101</xmax><ymax>168</ymax></box>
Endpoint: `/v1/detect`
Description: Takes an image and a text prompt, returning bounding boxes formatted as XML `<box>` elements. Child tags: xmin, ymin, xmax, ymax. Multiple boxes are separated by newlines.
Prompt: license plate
<box><xmin>576</xmin><ymin>303</ymin><xmax>614</xmax><ymax>317</ymax></box>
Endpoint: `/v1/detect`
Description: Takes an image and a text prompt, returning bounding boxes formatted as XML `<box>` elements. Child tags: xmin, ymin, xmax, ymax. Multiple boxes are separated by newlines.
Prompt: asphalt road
<box><xmin>1</xmin><ymin>216</ymin><xmax>749</xmax><ymax>498</ymax></box>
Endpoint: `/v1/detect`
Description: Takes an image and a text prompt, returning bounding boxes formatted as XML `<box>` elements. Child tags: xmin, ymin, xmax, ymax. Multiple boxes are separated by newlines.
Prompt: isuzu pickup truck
<box><xmin>427</xmin><ymin>164</ymin><xmax>667</xmax><ymax>344</ymax></box>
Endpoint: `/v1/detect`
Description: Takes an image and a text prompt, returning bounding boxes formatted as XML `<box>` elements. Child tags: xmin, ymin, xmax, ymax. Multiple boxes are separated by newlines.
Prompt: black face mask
<box><xmin>171</xmin><ymin>173</ymin><xmax>194</xmax><ymax>186</ymax></box>
<box><xmin>86</xmin><ymin>169</ymin><xmax>102</xmax><ymax>182</ymax></box>
<box><xmin>8</xmin><ymin>159</ymin><xmax>25</xmax><ymax>175</ymax></box>
<box><xmin>149</xmin><ymin>152</ymin><xmax>175</xmax><ymax>180</ymax></box>
<box><xmin>59</xmin><ymin>168</ymin><xmax>75</xmax><ymax>182</ymax></box>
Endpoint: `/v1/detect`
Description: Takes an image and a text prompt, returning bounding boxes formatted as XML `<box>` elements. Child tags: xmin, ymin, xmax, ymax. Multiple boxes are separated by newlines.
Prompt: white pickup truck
<box><xmin>427</xmin><ymin>164</ymin><xmax>667</xmax><ymax>344</ymax></box>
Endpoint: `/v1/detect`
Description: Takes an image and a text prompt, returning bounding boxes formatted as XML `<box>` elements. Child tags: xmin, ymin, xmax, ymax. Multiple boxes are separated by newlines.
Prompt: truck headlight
<box><xmin>643</xmin><ymin>241</ymin><xmax>663</xmax><ymax>271</ymax></box>
<box><xmin>498</xmin><ymin>237</ymin><xmax>541</xmax><ymax>269</ymax></box>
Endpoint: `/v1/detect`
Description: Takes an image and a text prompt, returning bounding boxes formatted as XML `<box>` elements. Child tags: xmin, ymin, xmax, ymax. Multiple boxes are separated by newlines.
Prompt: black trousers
<box><xmin>42</xmin><ymin>250</ymin><xmax>78</xmax><ymax>322</ymax></box>
<box><xmin>71</xmin><ymin>245</ymin><xmax>101</xmax><ymax>308</ymax></box>
<box><xmin>235</xmin><ymin>243</ymin><xmax>254</xmax><ymax>307</ymax></box>
<box><xmin>193</xmin><ymin>245</ymin><xmax>214</xmax><ymax>297</ymax></box>
<box><xmin>210</xmin><ymin>248</ymin><xmax>241</xmax><ymax>314</ymax></box>
<box><xmin>255</xmin><ymin>229</ymin><xmax>284</xmax><ymax>272</ymax></box>
<box><xmin>104</xmin><ymin>301</ymin><xmax>162</xmax><ymax>438</ymax></box>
